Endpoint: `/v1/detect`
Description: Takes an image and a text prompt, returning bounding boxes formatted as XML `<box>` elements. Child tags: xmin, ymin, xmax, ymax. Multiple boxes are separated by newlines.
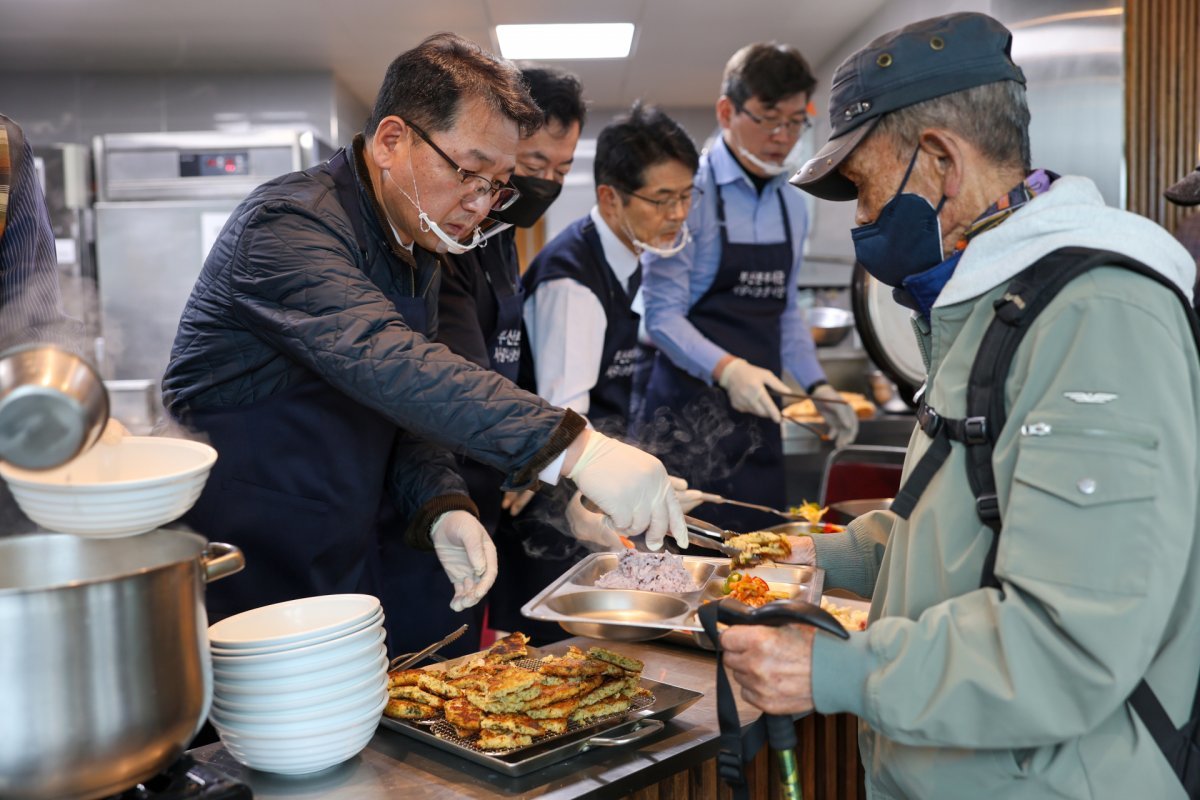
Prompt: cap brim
<box><xmin>1164</xmin><ymin>168</ymin><xmax>1200</xmax><ymax>207</ymax></box>
<box><xmin>789</xmin><ymin>118</ymin><xmax>877</xmax><ymax>201</ymax></box>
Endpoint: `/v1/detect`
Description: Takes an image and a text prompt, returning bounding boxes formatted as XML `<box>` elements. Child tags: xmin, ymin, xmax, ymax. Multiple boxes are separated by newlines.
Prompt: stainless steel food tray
<box><xmin>378</xmin><ymin>646</ymin><xmax>701</xmax><ymax>777</ymax></box>
<box><xmin>521</xmin><ymin>552</ymin><xmax>824</xmax><ymax>646</ymax></box>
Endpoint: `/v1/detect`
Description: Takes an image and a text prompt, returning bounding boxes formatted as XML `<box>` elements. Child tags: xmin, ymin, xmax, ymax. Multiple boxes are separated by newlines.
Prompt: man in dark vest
<box><xmin>162</xmin><ymin>34</ymin><xmax>686</xmax><ymax>657</ymax></box>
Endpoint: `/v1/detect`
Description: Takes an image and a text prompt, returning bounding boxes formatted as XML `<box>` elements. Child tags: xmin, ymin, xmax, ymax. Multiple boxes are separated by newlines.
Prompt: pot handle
<box><xmin>201</xmin><ymin>542</ymin><xmax>245</xmax><ymax>584</ymax></box>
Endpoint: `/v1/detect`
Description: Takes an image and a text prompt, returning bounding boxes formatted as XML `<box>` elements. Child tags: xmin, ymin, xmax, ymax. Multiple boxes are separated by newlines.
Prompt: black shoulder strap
<box><xmin>969</xmin><ymin>246</ymin><xmax>1200</xmax><ymax>589</ymax></box>
<box><xmin>966</xmin><ymin>246</ymin><xmax>1200</xmax><ymax>798</ymax></box>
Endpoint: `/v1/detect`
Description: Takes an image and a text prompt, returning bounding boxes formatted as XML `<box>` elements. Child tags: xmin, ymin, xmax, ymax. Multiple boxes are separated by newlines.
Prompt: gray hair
<box><xmin>873</xmin><ymin>80</ymin><xmax>1031</xmax><ymax>172</ymax></box>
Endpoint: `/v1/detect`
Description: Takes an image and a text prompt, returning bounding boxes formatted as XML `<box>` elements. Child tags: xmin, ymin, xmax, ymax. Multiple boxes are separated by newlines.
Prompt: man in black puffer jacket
<box><xmin>162</xmin><ymin>33</ymin><xmax>686</xmax><ymax>655</ymax></box>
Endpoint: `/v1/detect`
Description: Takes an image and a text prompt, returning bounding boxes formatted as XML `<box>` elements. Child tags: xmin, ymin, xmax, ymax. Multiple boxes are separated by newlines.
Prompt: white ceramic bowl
<box><xmin>211</xmin><ymin>619</ymin><xmax>383</xmax><ymax>666</ymax></box>
<box><xmin>210</xmin><ymin>680</ymin><xmax>386</xmax><ymax>727</ymax></box>
<box><xmin>208</xmin><ymin>594</ymin><xmax>381</xmax><ymax>649</ymax></box>
<box><xmin>213</xmin><ymin>670</ymin><xmax>386</xmax><ymax>715</ymax></box>
<box><xmin>0</xmin><ymin>436</ymin><xmax>217</xmax><ymax>536</ymax></box>
<box><xmin>213</xmin><ymin>652</ymin><xmax>387</xmax><ymax>697</ymax></box>
<box><xmin>209</xmin><ymin>608</ymin><xmax>383</xmax><ymax>657</ymax></box>
<box><xmin>224</xmin><ymin>725</ymin><xmax>377</xmax><ymax>775</ymax></box>
<box><xmin>211</xmin><ymin>630</ymin><xmax>385</xmax><ymax>680</ymax></box>
<box><xmin>212</xmin><ymin>693</ymin><xmax>386</xmax><ymax>742</ymax></box>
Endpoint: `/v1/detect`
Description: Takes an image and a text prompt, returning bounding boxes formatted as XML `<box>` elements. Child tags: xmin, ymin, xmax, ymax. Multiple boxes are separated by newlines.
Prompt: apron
<box><xmin>184</xmin><ymin>149</ymin><xmax>422</xmax><ymax>624</ymax></box>
<box><xmin>456</xmin><ymin>236</ymin><xmax>523</xmax><ymax>536</ymax></box>
<box><xmin>641</xmin><ymin>167</ymin><xmax>794</xmax><ymax>532</ymax></box>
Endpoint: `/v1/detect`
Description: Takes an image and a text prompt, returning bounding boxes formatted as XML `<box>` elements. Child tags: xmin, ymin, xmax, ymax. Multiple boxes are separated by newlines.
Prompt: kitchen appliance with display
<box><xmin>92</xmin><ymin>130</ymin><xmax>331</xmax><ymax>405</ymax></box>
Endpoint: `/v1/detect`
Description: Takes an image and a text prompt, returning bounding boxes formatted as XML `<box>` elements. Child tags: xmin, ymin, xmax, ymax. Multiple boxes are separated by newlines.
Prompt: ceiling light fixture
<box><xmin>495</xmin><ymin>23</ymin><xmax>635</xmax><ymax>60</ymax></box>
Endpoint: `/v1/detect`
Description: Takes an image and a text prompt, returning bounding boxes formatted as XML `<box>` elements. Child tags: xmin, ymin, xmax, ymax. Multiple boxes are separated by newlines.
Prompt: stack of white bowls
<box><xmin>207</xmin><ymin>594</ymin><xmax>388</xmax><ymax>775</ymax></box>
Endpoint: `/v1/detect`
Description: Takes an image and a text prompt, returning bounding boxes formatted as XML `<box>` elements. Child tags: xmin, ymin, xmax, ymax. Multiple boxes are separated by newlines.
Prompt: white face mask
<box><xmin>733</xmin><ymin>129</ymin><xmax>807</xmax><ymax>178</ymax></box>
<box><xmin>383</xmin><ymin>155</ymin><xmax>484</xmax><ymax>255</ymax></box>
<box><xmin>624</xmin><ymin>220</ymin><xmax>691</xmax><ymax>257</ymax></box>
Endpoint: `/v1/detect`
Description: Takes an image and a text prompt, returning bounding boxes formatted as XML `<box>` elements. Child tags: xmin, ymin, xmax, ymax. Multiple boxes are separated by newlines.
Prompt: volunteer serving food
<box><xmin>161</xmin><ymin>33</ymin><xmax>686</xmax><ymax>658</ymax></box>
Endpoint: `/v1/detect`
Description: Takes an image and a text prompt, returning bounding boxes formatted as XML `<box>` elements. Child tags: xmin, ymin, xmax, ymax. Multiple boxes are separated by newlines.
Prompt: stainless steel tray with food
<box><xmin>521</xmin><ymin>551</ymin><xmax>824</xmax><ymax>645</ymax></box>
<box><xmin>378</xmin><ymin>643</ymin><xmax>701</xmax><ymax>777</ymax></box>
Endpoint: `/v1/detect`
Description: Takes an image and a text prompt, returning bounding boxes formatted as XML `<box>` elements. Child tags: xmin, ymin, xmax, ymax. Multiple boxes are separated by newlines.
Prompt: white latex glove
<box><xmin>668</xmin><ymin>475</ymin><xmax>721</xmax><ymax>514</ymax></box>
<box><xmin>811</xmin><ymin>383</ymin><xmax>860</xmax><ymax>449</ymax></box>
<box><xmin>717</xmin><ymin>358</ymin><xmax>789</xmax><ymax>423</ymax></box>
<box><xmin>564</xmin><ymin>490</ymin><xmax>625</xmax><ymax>551</ymax></box>
<box><xmin>567</xmin><ymin>431</ymin><xmax>686</xmax><ymax>551</ymax></box>
<box><xmin>430</xmin><ymin>510</ymin><xmax>498</xmax><ymax>612</ymax></box>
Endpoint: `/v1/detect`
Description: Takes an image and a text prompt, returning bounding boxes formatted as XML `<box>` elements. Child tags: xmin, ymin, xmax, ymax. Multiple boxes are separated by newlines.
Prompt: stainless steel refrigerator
<box><xmin>92</xmin><ymin>130</ymin><xmax>331</xmax><ymax>413</ymax></box>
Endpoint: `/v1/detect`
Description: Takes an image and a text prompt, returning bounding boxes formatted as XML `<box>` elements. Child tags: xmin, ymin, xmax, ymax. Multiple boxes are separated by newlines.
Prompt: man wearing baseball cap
<box><xmin>721</xmin><ymin>13</ymin><xmax>1200</xmax><ymax>798</ymax></box>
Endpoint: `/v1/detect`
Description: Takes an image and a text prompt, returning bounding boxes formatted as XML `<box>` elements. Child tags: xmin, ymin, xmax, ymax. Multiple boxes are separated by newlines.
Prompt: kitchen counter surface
<box><xmin>190</xmin><ymin>636</ymin><xmax>758</xmax><ymax>799</ymax></box>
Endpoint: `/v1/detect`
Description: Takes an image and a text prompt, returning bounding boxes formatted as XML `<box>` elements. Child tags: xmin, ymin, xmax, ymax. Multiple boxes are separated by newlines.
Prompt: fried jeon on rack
<box><xmin>480</xmin><ymin>713</ymin><xmax>545</xmax><ymax>737</ymax></box>
<box><xmin>570</xmin><ymin>696</ymin><xmax>632</xmax><ymax>725</ymax></box>
<box><xmin>485</xmin><ymin>631</ymin><xmax>530</xmax><ymax>663</ymax></box>
<box><xmin>417</xmin><ymin>672</ymin><xmax>461</xmax><ymax>699</ymax></box>
<box><xmin>390</xmin><ymin>685</ymin><xmax>444</xmax><ymax>708</ymax></box>
<box><xmin>385</xmin><ymin>698</ymin><xmax>438</xmax><ymax>719</ymax></box>
<box><xmin>586</xmin><ymin>646</ymin><xmax>644</xmax><ymax>673</ymax></box>
<box><xmin>525</xmin><ymin>698</ymin><xmax>581</xmax><ymax>719</ymax></box>
<box><xmin>539</xmin><ymin>653</ymin><xmax>615</xmax><ymax>679</ymax></box>
<box><xmin>443</xmin><ymin>697</ymin><xmax>483</xmax><ymax>737</ymax></box>
<box><xmin>388</xmin><ymin>669</ymin><xmax>424</xmax><ymax>689</ymax></box>
<box><xmin>578</xmin><ymin>678</ymin><xmax>627</xmax><ymax>707</ymax></box>
<box><xmin>477</xmin><ymin>732</ymin><xmax>533</xmax><ymax>751</ymax></box>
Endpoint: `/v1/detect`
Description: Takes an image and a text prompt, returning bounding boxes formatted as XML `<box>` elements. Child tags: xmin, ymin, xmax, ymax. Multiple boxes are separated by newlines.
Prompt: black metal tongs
<box><xmin>698</xmin><ymin>599</ymin><xmax>849</xmax><ymax>800</ymax></box>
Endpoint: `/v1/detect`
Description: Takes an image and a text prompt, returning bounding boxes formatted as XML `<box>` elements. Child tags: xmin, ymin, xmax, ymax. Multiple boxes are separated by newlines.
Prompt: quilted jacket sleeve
<box><xmin>384</xmin><ymin>430</ymin><xmax>477</xmax><ymax>549</ymax></box>
<box><xmin>228</xmin><ymin>197</ymin><xmax>582</xmax><ymax>488</ymax></box>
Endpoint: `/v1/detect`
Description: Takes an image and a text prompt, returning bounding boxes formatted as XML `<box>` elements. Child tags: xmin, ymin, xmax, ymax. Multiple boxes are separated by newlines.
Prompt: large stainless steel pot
<box><xmin>0</xmin><ymin>529</ymin><xmax>244</xmax><ymax>800</ymax></box>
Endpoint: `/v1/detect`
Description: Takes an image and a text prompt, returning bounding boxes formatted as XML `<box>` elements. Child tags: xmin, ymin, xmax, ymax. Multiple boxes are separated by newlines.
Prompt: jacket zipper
<box><xmin>1019</xmin><ymin>421</ymin><xmax>1159</xmax><ymax>449</ymax></box>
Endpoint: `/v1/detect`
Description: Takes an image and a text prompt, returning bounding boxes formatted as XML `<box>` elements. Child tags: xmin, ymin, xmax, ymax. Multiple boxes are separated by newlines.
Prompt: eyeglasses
<box><xmin>405</xmin><ymin>120</ymin><xmax>521</xmax><ymax>211</ymax></box>
<box><xmin>737</xmin><ymin>106</ymin><xmax>813</xmax><ymax>137</ymax></box>
<box><xmin>621</xmin><ymin>186</ymin><xmax>703</xmax><ymax>214</ymax></box>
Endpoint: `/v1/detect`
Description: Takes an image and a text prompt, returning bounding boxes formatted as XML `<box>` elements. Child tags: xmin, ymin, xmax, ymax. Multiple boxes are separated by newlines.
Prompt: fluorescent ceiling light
<box><xmin>495</xmin><ymin>23</ymin><xmax>635</xmax><ymax>60</ymax></box>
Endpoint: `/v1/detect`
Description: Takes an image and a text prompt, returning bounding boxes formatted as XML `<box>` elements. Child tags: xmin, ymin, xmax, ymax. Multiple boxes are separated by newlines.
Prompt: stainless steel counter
<box><xmin>189</xmin><ymin>636</ymin><xmax>757</xmax><ymax>799</ymax></box>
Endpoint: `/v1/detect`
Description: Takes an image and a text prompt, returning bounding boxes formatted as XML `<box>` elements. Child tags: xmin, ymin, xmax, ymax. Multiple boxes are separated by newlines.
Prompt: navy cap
<box><xmin>791</xmin><ymin>12</ymin><xmax>1026</xmax><ymax>201</ymax></box>
<box><xmin>1165</xmin><ymin>167</ymin><xmax>1200</xmax><ymax>207</ymax></box>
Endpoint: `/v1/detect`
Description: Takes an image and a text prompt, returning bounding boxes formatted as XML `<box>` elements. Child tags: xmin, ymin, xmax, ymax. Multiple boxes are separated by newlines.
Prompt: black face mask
<box><xmin>490</xmin><ymin>174</ymin><xmax>562</xmax><ymax>228</ymax></box>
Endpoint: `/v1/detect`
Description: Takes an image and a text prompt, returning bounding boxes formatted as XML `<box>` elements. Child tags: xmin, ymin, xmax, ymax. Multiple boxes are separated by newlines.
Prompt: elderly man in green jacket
<box><xmin>722</xmin><ymin>13</ymin><xmax>1200</xmax><ymax>800</ymax></box>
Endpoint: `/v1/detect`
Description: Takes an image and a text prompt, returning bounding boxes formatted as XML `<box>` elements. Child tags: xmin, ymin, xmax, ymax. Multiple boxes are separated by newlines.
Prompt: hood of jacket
<box><xmin>937</xmin><ymin>174</ymin><xmax>1196</xmax><ymax>308</ymax></box>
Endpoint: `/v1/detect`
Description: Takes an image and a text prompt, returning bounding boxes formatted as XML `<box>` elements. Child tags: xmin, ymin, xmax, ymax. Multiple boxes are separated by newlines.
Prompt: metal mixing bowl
<box><xmin>545</xmin><ymin>590</ymin><xmax>689</xmax><ymax>642</ymax></box>
<box><xmin>807</xmin><ymin>307</ymin><xmax>854</xmax><ymax>347</ymax></box>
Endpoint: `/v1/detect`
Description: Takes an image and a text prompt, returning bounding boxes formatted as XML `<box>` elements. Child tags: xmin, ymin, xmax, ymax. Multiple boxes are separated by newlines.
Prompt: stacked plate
<box><xmin>207</xmin><ymin>594</ymin><xmax>388</xmax><ymax>775</ymax></box>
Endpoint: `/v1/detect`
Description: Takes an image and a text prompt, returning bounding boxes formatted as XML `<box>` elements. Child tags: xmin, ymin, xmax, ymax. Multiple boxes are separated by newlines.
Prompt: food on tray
<box><xmin>386</xmin><ymin>698</ymin><xmax>439</xmax><ymax>719</ymax></box>
<box><xmin>383</xmin><ymin>634</ymin><xmax>649</xmax><ymax>752</ymax></box>
<box><xmin>486</xmin><ymin>631</ymin><xmax>530</xmax><ymax>662</ymax></box>
<box><xmin>720</xmin><ymin>572</ymin><xmax>790</xmax><ymax>607</ymax></box>
<box><xmin>788</xmin><ymin>500</ymin><xmax>846</xmax><ymax>533</ymax></box>
<box><xmin>594</xmin><ymin>550</ymin><xmax>700</xmax><ymax>592</ymax></box>
<box><xmin>821</xmin><ymin>597</ymin><xmax>869</xmax><ymax>631</ymax></box>
<box><xmin>724</xmin><ymin>531</ymin><xmax>791</xmax><ymax>566</ymax></box>
<box><xmin>783</xmin><ymin>391</ymin><xmax>876</xmax><ymax>421</ymax></box>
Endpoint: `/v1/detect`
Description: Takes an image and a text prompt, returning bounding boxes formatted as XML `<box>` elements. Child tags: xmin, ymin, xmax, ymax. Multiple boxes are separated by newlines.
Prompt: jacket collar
<box><xmin>351</xmin><ymin>134</ymin><xmax>418</xmax><ymax>268</ymax></box>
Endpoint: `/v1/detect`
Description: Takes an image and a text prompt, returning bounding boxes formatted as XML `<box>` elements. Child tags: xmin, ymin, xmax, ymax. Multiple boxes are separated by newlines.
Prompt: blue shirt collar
<box><xmin>709</xmin><ymin>135</ymin><xmax>788</xmax><ymax>192</ymax></box>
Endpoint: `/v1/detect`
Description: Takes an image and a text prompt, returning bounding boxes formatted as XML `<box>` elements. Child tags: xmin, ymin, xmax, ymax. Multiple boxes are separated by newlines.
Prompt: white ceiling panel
<box><xmin>0</xmin><ymin>0</ymin><xmax>890</xmax><ymax>108</ymax></box>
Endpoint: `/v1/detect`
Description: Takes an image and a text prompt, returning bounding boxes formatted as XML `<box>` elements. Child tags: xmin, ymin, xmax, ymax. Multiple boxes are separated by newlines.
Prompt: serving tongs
<box><xmin>701</xmin><ymin>495</ymin><xmax>807</xmax><ymax>521</ymax></box>
<box><xmin>389</xmin><ymin>623</ymin><xmax>469</xmax><ymax>671</ymax></box>
<box><xmin>682</xmin><ymin>515</ymin><xmax>782</xmax><ymax>566</ymax></box>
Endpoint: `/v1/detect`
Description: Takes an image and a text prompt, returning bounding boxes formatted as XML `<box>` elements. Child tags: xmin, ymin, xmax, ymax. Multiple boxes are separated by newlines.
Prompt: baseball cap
<box><xmin>791</xmin><ymin>12</ymin><xmax>1026</xmax><ymax>201</ymax></box>
<box><xmin>1165</xmin><ymin>167</ymin><xmax>1200</xmax><ymax>207</ymax></box>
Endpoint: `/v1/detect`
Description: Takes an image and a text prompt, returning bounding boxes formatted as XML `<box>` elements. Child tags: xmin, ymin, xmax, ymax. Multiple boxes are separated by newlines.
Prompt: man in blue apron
<box><xmin>426</xmin><ymin>66</ymin><xmax>585</xmax><ymax>652</ymax></box>
<box><xmin>162</xmin><ymin>34</ymin><xmax>686</xmax><ymax>657</ymax></box>
<box><xmin>641</xmin><ymin>42</ymin><xmax>860</xmax><ymax>532</ymax></box>
<box><xmin>492</xmin><ymin>103</ymin><xmax>702</xmax><ymax>639</ymax></box>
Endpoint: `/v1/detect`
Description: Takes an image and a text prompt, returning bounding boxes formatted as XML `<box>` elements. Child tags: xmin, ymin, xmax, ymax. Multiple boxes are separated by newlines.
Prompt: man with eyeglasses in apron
<box><xmin>641</xmin><ymin>42</ymin><xmax>860</xmax><ymax>533</ymax></box>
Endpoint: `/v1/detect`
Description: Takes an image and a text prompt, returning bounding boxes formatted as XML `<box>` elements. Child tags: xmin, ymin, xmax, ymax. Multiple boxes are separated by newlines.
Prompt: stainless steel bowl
<box><xmin>0</xmin><ymin>344</ymin><xmax>109</xmax><ymax>469</ymax></box>
<box><xmin>545</xmin><ymin>590</ymin><xmax>690</xmax><ymax>642</ymax></box>
<box><xmin>829</xmin><ymin>497</ymin><xmax>892</xmax><ymax>524</ymax></box>
<box><xmin>0</xmin><ymin>530</ymin><xmax>244</xmax><ymax>800</ymax></box>
<box><xmin>807</xmin><ymin>306</ymin><xmax>854</xmax><ymax>347</ymax></box>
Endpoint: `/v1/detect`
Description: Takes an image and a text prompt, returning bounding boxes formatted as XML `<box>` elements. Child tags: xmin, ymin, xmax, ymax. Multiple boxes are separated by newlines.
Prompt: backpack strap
<box><xmin>964</xmin><ymin>246</ymin><xmax>1200</xmax><ymax>796</ymax></box>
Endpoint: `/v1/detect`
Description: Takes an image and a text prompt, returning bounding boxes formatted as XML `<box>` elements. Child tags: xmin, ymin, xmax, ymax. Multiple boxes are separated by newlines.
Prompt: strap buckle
<box><xmin>916</xmin><ymin>403</ymin><xmax>943</xmax><ymax>437</ymax></box>
<box><xmin>976</xmin><ymin>493</ymin><xmax>1000</xmax><ymax>522</ymax></box>
<box><xmin>962</xmin><ymin>416</ymin><xmax>989</xmax><ymax>444</ymax></box>
<box><xmin>717</xmin><ymin>749</ymin><xmax>746</xmax><ymax>785</ymax></box>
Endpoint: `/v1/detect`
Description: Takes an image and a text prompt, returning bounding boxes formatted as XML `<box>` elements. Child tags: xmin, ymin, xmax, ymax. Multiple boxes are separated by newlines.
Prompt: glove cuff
<box><xmin>511</xmin><ymin>409</ymin><xmax>588</xmax><ymax>490</ymax></box>
<box><xmin>806</xmin><ymin>378</ymin><xmax>830</xmax><ymax>395</ymax></box>
<box><xmin>717</xmin><ymin>357</ymin><xmax>747</xmax><ymax>389</ymax></box>
<box><xmin>407</xmin><ymin>495</ymin><xmax>479</xmax><ymax>550</ymax></box>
